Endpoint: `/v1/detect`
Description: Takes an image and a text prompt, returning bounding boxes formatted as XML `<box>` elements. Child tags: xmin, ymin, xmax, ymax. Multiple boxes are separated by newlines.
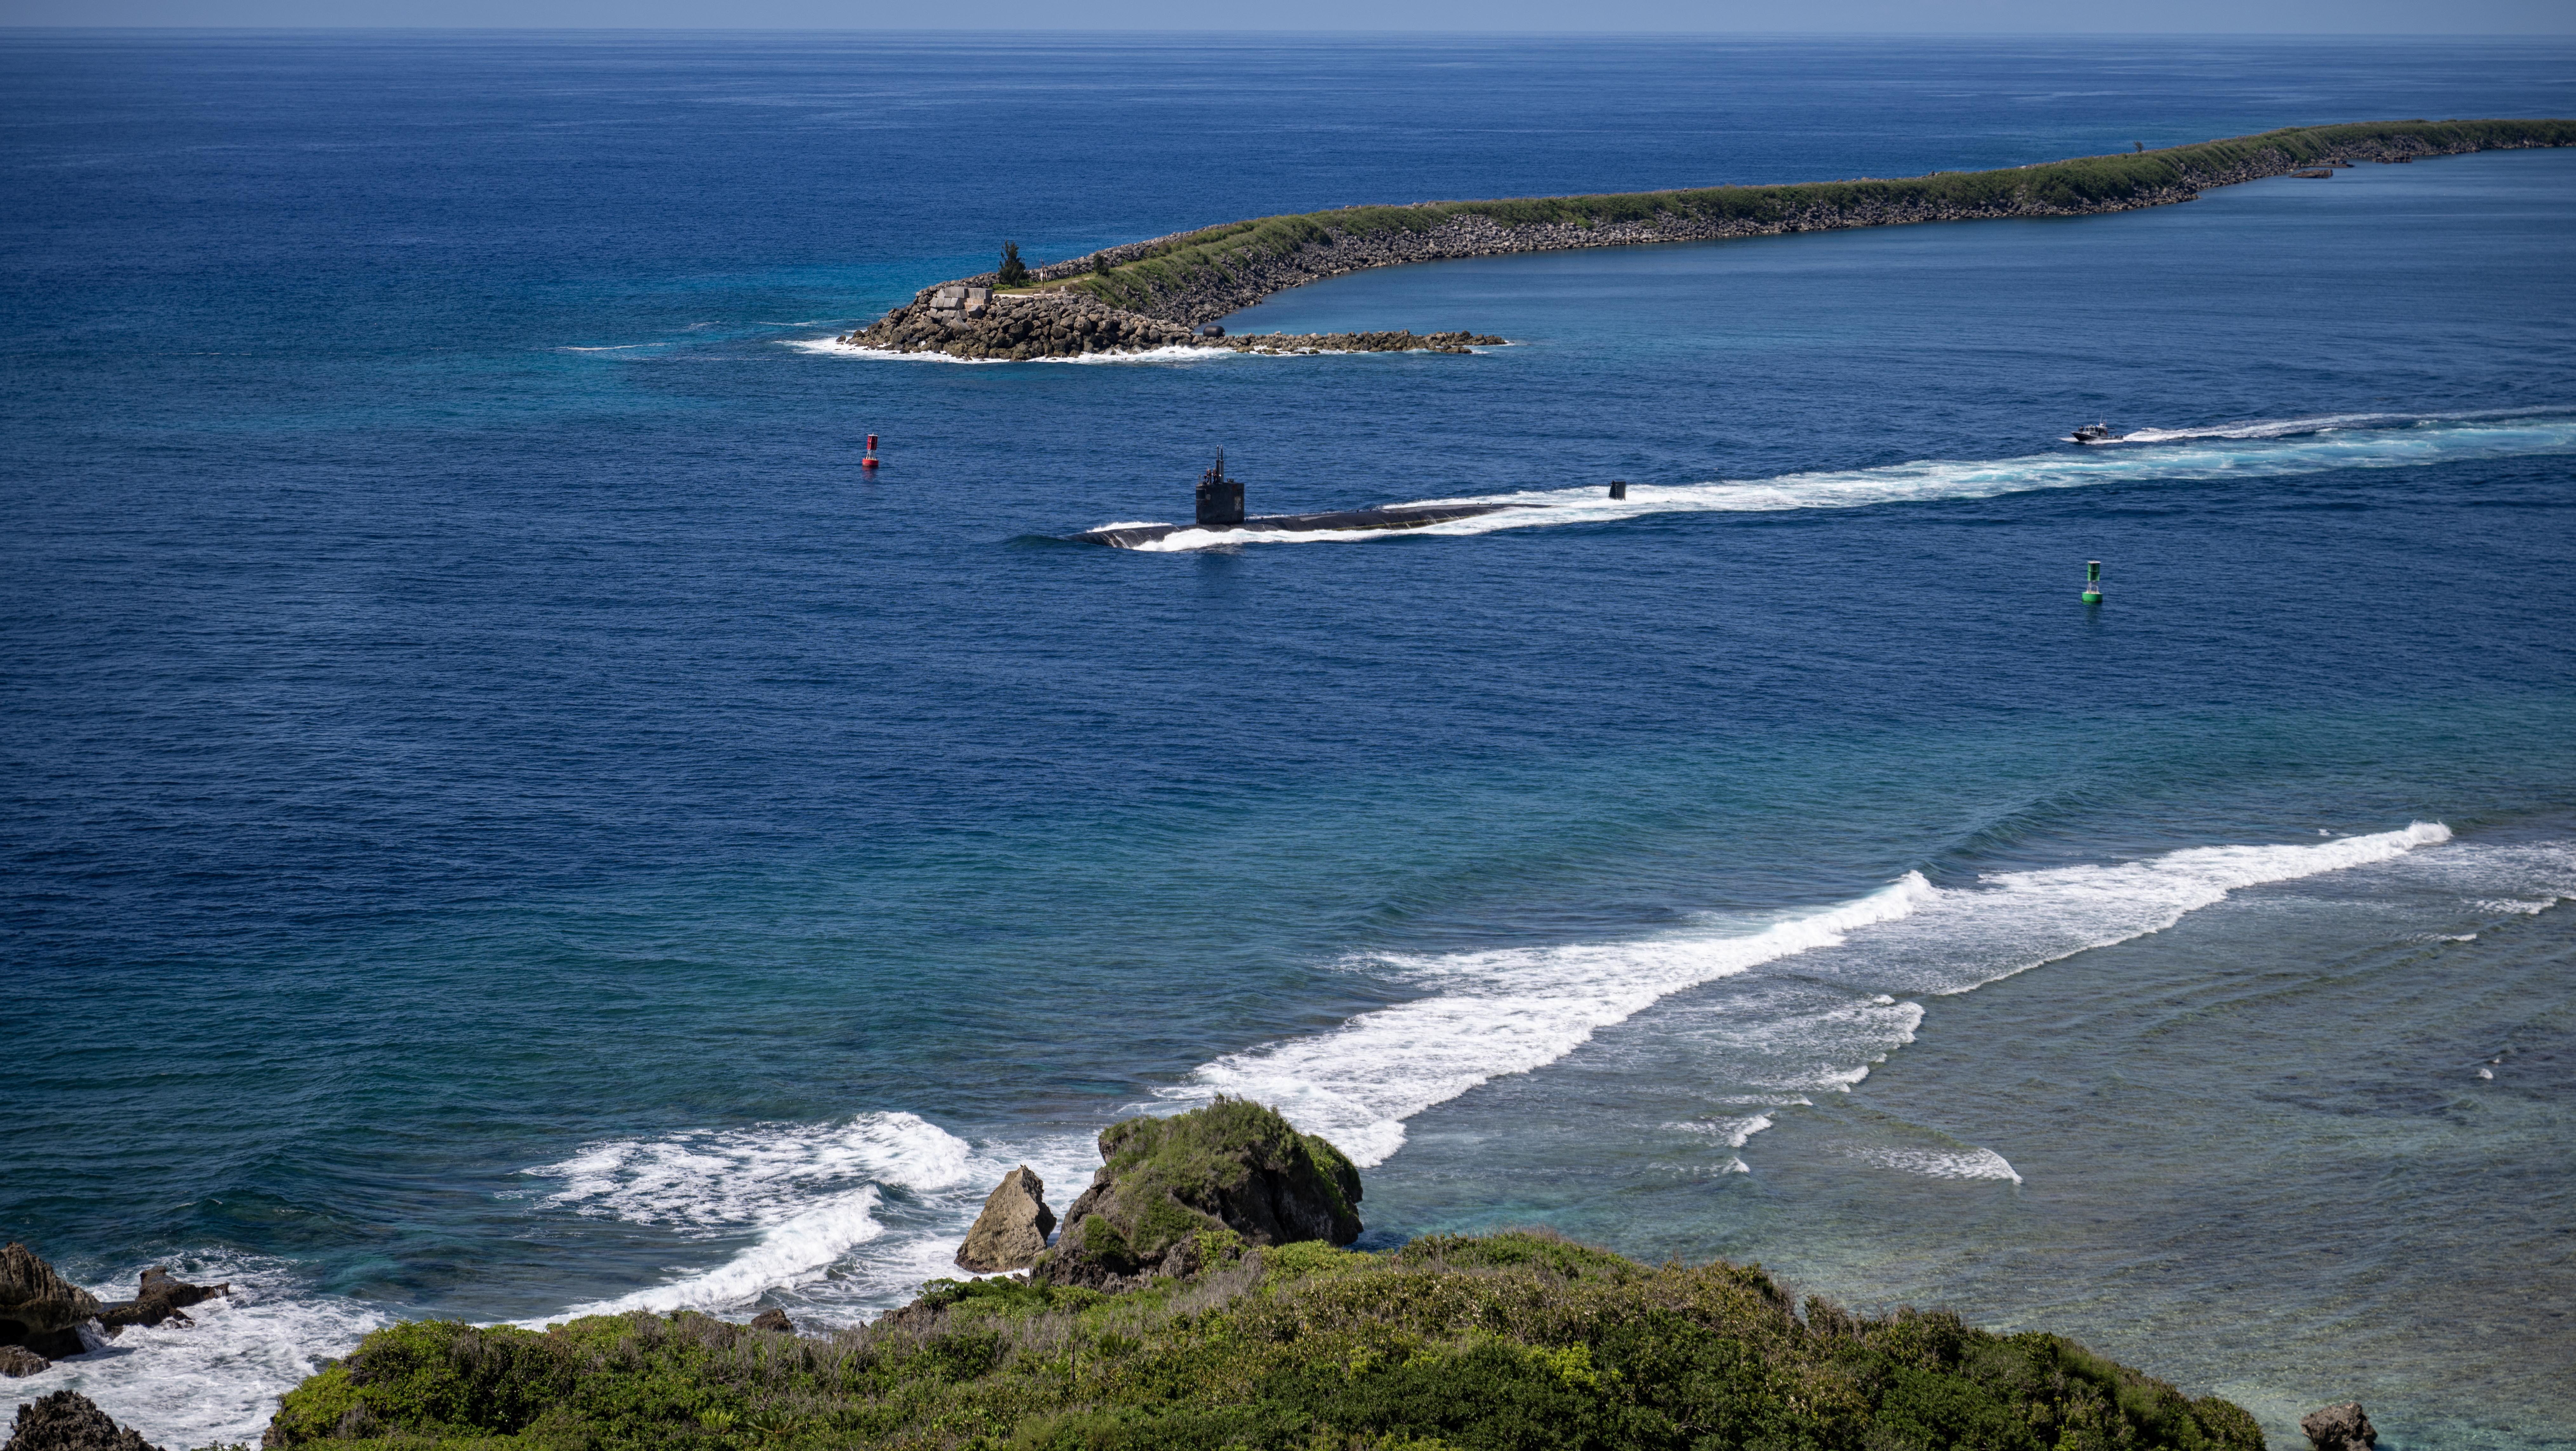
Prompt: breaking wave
<box><xmin>522</xmin><ymin>1112</ymin><xmax>995</xmax><ymax>1320</ymax></box>
<box><xmin>1161</xmin><ymin>823</ymin><xmax>2454</xmax><ymax>1166</ymax></box>
<box><xmin>13</xmin><ymin>1253</ymin><xmax>384</xmax><ymax>1451</ymax></box>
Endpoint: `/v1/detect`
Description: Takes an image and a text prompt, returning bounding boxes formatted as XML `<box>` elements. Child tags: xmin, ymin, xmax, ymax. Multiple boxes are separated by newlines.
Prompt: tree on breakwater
<box><xmin>996</xmin><ymin>242</ymin><xmax>1029</xmax><ymax>288</ymax></box>
<box><xmin>262</xmin><ymin>1098</ymin><xmax>2266</xmax><ymax>1451</ymax></box>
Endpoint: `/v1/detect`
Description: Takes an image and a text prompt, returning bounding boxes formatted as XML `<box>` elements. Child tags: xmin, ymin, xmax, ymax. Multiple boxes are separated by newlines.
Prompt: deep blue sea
<box><xmin>6</xmin><ymin>31</ymin><xmax>2574</xmax><ymax>1449</ymax></box>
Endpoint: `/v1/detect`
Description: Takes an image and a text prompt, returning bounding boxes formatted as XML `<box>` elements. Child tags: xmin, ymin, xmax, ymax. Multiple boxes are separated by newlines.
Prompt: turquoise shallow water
<box><xmin>5</xmin><ymin>32</ymin><xmax>2574</xmax><ymax>1448</ymax></box>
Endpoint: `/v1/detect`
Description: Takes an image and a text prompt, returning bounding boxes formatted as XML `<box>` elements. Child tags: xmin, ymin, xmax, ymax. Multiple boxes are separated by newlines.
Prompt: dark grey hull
<box><xmin>1073</xmin><ymin>501</ymin><xmax>1527</xmax><ymax>549</ymax></box>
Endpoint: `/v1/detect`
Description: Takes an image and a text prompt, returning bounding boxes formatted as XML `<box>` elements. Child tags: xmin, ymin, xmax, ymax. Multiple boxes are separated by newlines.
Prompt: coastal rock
<box><xmin>2</xmin><ymin>1392</ymin><xmax>162</xmax><ymax>1451</ymax></box>
<box><xmin>954</xmin><ymin>1166</ymin><xmax>1055</xmax><ymax>1273</ymax></box>
<box><xmin>832</xmin><ymin>286</ymin><xmax>1500</xmax><ymax>363</ymax></box>
<box><xmin>747</xmin><ymin>1308</ymin><xmax>794</xmax><ymax>1334</ymax></box>
<box><xmin>1034</xmin><ymin>1097</ymin><xmax>1360</xmax><ymax>1293</ymax></box>
<box><xmin>0</xmin><ymin>1244</ymin><xmax>101</xmax><ymax>1360</ymax></box>
<box><xmin>96</xmin><ymin>1267</ymin><xmax>228</xmax><ymax>1335</ymax></box>
<box><xmin>2302</xmin><ymin>1402</ymin><xmax>2377</xmax><ymax>1451</ymax></box>
<box><xmin>0</xmin><ymin>1346</ymin><xmax>47</xmax><ymax>1377</ymax></box>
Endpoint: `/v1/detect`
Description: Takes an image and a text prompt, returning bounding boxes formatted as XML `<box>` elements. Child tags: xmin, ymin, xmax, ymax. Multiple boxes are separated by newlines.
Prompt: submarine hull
<box><xmin>1075</xmin><ymin>501</ymin><xmax>1523</xmax><ymax>549</ymax></box>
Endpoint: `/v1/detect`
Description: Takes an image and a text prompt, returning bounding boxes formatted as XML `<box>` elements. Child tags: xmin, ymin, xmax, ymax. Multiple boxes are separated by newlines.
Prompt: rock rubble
<box><xmin>835</xmin><ymin>287</ymin><xmax>1502</xmax><ymax>362</ymax></box>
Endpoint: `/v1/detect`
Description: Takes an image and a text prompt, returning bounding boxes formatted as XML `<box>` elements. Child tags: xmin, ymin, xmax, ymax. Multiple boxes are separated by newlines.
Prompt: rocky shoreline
<box><xmin>1</xmin><ymin>1115</ymin><xmax>2395</xmax><ymax>1451</ymax></box>
<box><xmin>835</xmin><ymin>283</ymin><xmax>1501</xmax><ymax>362</ymax></box>
<box><xmin>839</xmin><ymin>118</ymin><xmax>2571</xmax><ymax>362</ymax></box>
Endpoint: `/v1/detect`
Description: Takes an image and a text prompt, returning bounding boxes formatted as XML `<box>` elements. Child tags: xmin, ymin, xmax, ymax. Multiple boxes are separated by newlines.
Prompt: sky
<box><xmin>3</xmin><ymin>0</ymin><xmax>2572</xmax><ymax>31</ymax></box>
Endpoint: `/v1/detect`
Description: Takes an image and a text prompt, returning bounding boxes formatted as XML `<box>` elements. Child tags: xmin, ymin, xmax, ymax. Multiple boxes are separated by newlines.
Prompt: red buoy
<box><xmin>862</xmin><ymin>455</ymin><xmax>879</xmax><ymax>469</ymax></box>
<box><xmin>866</xmin><ymin>434</ymin><xmax>878</xmax><ymax>450</ymax></box>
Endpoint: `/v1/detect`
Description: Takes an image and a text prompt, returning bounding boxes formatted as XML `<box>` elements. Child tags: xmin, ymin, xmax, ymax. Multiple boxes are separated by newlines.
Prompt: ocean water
<box><xmin>5</xmin><ymin>31</ymin><xmax>2574</xmax><ymax>1449</ymax></box>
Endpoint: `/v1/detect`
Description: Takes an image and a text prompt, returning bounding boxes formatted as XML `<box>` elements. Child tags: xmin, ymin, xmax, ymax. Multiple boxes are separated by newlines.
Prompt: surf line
<box><xmin>841</xmin><ymin>119</ymin><xmax>2573</xmax><ymax>362</ymax></box>
<box><xmin>1156</xmin><ymin>823</ymin><xmax>2453</xmax><ymax>1168</ymax></box>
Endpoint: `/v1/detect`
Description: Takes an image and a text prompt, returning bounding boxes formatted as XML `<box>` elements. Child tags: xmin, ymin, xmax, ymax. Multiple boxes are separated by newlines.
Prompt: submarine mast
<box><xmin>1196</xmin><ymin>449</ymin><xmax>1245</xmax><ymax>527</ymax></box>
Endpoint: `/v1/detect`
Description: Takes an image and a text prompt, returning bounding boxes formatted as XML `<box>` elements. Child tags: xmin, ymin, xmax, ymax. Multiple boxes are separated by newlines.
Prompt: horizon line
<box><xmin>6</xmin><ymin>24</ymin><xmax>2576</xmax><ymax>37</ymax></box>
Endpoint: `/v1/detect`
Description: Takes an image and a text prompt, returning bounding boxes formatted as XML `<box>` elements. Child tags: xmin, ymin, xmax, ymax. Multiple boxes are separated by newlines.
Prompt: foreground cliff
<box><xmin>262</xmin><ymin>1098</ymin><xmax>2267</xmax><ymax>1451</ymax></box>
<box><xmin>844</xmin><ymin>117</ymin><xmax>2572</xmax><ymax>359</ymax></box>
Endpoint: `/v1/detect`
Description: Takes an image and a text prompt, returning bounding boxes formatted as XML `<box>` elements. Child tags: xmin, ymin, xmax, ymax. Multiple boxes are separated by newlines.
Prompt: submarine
<box><xmin>1071</xmin><ymin>451</ymin><xmax>1529</xmax><ymax>549</ymax></box>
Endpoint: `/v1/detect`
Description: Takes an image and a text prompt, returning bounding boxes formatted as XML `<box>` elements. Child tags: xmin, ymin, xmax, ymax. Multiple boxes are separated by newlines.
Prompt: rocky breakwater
<box><xmin>841</xmin><ymin>285</ymin><xmax>1199</xmax><ymax>360</ymax></box>
<box><xmin>924</xmin><ymin>118</ymin><xmax>2574</xmax><ymax>329</ymax></box>
<box><xmin>1030</xmin><ymin>1095</ymin><xmax>1362</xmax><ymax>1293</ymax></box>
<box><xmin>1211</xmin><ymin>329</ymin><xmax>1503</xmax><ymax>356</ymax></box>
<box><xmin>837</xmin><ymin>283</ymin><xmax>1501</xmax><ymax>361</ymax></box>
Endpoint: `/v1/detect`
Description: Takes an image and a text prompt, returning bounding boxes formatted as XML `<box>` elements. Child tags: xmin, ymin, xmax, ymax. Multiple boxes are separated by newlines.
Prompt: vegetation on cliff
<box><xmin>1042</xmin><ymin>118</ymin><xmax>2573</xmax><ymax>318</ymax></box>
<box><xmin>264</xmin><ymin>1101</ymin><xmax>2265</xmax><ymax>1451</ymax></box>
<box><xmin>1035</xmin><ymin>1098</ymin><xmax>1363</xmax><ymax>1288</ymax></box>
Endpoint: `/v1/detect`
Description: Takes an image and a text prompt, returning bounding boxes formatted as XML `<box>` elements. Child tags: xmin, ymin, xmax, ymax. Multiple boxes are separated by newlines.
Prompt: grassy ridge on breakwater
<box><xmin>991</xmin><ymin>118</ymin><xmax>2574</xmax><ymax>327</ymax></box>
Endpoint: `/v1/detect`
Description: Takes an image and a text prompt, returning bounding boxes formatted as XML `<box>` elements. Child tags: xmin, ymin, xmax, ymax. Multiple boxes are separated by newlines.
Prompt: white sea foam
<box><xmin>1671</xmin><ymin>1113</ymin><xmax>1776</xmax><ymax>1148</ymax></box>
<box><xmin>1101</xmin><ymin>414</ymin><xmax>2576</xmax><ymax>549</ymax></box>
<box><xmin>529</xmin><ymin>1111</ymin><xmax>976</xmax><ymax>1228</ymax></box>
<box><xmin>1164</xmin><ymin>823</ymin><xmax>2456</xmax><ymax>1168</ymax></box>
<box><xmin>784</xmin><ymin>337</ymin><xmax>1250</xmax><ymax>365</ymax></box>
<box><xmin>1858</xmin><ymin>1147</ymin><xmax>2025</xmax><ymax>1183</ymax></box>
<box><xmin>2115</xmin><ymin>404</ymin><xmax>2572</xmax><ymax>443</ymax></box>
<box><xmin>18</xmin><ymin>1253</ymin><xmax>384</xmax><ymax>1449</ymax></box>
<box><xmin>521</xmin><ymin>1112</ymin><xmax>984</xmax><ymax>1319</ymax></box>
<box><xmin>1162</xmin><ymin>874</ymin><xmax>1935</xmax><ymax>1165</ymax></box>
<box><xmin>1832</xmin><ymin>822</ymin><xmax>2455</xmax><ymax>998</ymax></box>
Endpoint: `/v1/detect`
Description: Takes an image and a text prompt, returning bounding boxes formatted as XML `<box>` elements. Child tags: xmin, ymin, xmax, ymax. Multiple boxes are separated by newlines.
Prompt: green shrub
<box><xmin>270</xmin><ymin>1230</ymin><xmax>2266</xmax><ymax>1451</ymax></box>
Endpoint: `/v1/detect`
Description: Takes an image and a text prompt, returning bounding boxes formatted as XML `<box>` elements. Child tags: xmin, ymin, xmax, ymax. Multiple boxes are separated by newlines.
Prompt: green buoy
<box><xmin>2081</xmin><ymin>559</ymin><xmax>2104</xmax><ymax>604</ymax></box>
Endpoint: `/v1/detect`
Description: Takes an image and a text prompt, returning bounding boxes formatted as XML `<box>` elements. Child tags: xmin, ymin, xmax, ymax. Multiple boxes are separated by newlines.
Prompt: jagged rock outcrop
<box><xmin>0</xmin><ymin>1346</ymin><xmax>47</xmax><ymax>1377</ymax></box>
<box><xmin>97</xmin><ymin>1267</ymin><xmax>228</xmax><ymax>1335</ymax></box>
<box><xmin>842</xmin><ymin>288</ymin><xmax>1201</xmax><ymax>359</ymax></box>
<box><xmin>747</xmin><ymin>1307</ymin><xmax>794</xmax><ymax>1334</ymax></box>
<box><xmin>0</xmin><ymin>1244</ymin><xmax>99</xmax><ymax>1361</ymax></box>
<box><xmin>2</xmin><ymin>1392</ymin><xmax>161</xmax><ymax>1451</ymax></box>
<box><xmin>2302</xmin><ymin>1402</ymin><xmax>2378</xmax><ymax>1450</ymax></box>
<box><xmin>835</xmin><ymin>286</ymin><xmax>1502</xmax><ymax>363</ymax></box>
<box><xmin>954</xmin><ymin>1166</ymin><xmax>1056</xmax><ymax>1273</ymax></box>
<box><xmin>1033</xmin><ymin>1097</ymin><xmax>1361</xmax><ymax>1293</ymax></box>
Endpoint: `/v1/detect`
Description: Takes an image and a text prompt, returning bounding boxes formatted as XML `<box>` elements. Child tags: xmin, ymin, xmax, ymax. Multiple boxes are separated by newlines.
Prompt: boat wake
<box><xmin>1096</xmin><ymin>411</ymin><xmax>2576</xmax><ymax>549</ymax></box>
